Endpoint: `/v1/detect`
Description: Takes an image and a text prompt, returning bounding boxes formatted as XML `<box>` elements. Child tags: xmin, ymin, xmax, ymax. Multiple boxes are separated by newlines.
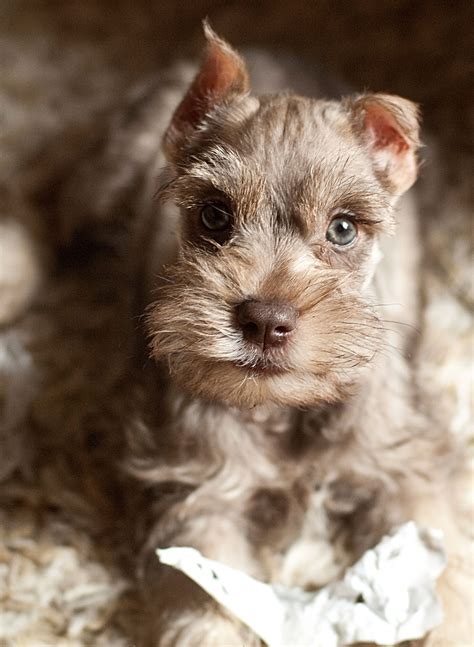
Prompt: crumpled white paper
<box><xmin>156</xmin><ymin>522</ymin><xmax>446</xmax><ymax>646</ymax></box>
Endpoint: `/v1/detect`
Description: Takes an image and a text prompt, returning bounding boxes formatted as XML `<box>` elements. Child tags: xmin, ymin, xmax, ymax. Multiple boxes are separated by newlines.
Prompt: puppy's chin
<box><xmin>164</xmin><ymin>355</ymin><xmax>354</xmax><ymax>409</ymax></box>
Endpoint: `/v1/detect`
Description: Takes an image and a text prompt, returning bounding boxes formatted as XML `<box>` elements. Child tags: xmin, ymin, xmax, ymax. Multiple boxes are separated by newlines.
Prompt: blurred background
<box><xmin>1</xmin><ymin>1</ymin><xmax>472</xmax><ymax>166</ymax></box>
<box><xmin>0</xmin><ymin>1</ymin><xmax>472</xmax><ymax>645</ymax></box>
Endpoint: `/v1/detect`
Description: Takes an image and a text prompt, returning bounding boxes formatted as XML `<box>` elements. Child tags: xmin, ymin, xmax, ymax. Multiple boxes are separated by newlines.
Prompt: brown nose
<box><xmin>236</xmin><ymin>301</ymin><xmax>298</xmax><ymax>349</ymax></box>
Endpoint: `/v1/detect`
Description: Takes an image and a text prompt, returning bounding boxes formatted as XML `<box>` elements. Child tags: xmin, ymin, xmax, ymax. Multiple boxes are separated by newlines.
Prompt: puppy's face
<box><xmin>148</xmin><ymin>28</ymin><xmax>420</xmax><ymax>408</ymax></box>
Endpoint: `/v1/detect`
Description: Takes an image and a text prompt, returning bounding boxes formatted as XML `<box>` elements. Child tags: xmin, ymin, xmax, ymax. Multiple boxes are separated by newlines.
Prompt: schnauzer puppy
<box><xmin>132</xmin><ymin>26</ymin><xmax>471</xmax><ymax>646</ymax></box>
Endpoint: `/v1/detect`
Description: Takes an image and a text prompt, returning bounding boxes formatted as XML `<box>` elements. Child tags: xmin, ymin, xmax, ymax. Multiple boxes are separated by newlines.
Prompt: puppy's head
<box><xmin>148</xmin><ymin>26</ymin><xmax>420</xmax><ymax>408</ymax></box>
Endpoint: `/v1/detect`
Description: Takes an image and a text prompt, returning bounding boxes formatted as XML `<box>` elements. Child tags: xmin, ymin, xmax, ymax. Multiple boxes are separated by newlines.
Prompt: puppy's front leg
<box><xmin>139</xmin><ymin>509</ymin><xmax>262</xmax><ymax>647</ymax></box>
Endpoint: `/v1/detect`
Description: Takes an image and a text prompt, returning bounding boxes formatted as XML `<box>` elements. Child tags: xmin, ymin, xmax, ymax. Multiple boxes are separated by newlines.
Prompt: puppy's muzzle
<box><xmin>236</xmin><ymin>300</ymin><xmax>298</xmax><ymax>350</ymax></box>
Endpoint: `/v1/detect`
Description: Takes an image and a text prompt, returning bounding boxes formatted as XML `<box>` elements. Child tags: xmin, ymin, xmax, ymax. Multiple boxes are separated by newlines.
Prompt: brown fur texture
<box><xmin>131</xmin><ymin>30</ymin><xmax>471</xmax><ymax>646</ymax></box>
<box><xmin>0</xmin><ymin>4</ymin><xmax>472</xmax><ymax>646</ymax></box>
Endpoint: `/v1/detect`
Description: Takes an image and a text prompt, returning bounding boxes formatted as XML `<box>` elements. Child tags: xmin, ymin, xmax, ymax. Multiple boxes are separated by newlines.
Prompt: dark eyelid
<box><xmin>331</xmin><ymin>209</ymin><xmax>382</xmax><ymax>228</ymax></box>
<box><xmin>198</xmin><ymin>191</ymin><xmax>233</xmax><ymax>209</ymax></box>
<box><xmin>351</xmin><ymin>216</ymin><xmax>383</xmax><ymax>226</ymax></box>
<box><xmin>209</xmin><ymin>202</ymin><xmax>232</xmax><ymax>217</ymax></box>
<box><xmin>331</xmin><ymin>209</ymin><xmax>356</xmax><ymax>223</ymax></box>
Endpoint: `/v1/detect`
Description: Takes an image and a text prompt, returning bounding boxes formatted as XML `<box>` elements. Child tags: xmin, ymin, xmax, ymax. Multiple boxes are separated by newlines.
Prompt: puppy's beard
<box><xmin>154</xmin><ymin>310</ymin><xmax>379</xmax><ymax>409</ymax></box>
<box><xmin>147</xmin><ymin>240</ymin><xmax>382</xmax><ymax>408</ymax></box>
<box><xmin>162</xmin><ymin>355</ymin><xmax>361</xmax><ymax>408</ymax></box>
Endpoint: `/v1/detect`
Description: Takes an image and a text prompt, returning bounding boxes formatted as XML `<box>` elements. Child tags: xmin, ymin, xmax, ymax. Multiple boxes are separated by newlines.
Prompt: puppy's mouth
<box><xmin>236</xmin><ymin>356</ymin><xmax>288</xmax><ymax>377</ymax></box>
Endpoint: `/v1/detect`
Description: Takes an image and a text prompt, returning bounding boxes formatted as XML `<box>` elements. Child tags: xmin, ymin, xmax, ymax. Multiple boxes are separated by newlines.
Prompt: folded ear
<box><xmin>163</xmin><ymin>23</ymin><xmax>250</xmax><ymax>161</ymax></box>
<box><xmin>350</xmin><ymin>94</ymin><xmax>421</xmax><ymax>195</ymax></box>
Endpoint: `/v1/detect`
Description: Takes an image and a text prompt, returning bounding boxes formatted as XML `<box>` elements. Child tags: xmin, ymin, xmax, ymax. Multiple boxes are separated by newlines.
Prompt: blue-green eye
<box><xmin>326</xmin><ymin>217</ymin><xmax>358</xmax><ymax>246</ymax></box>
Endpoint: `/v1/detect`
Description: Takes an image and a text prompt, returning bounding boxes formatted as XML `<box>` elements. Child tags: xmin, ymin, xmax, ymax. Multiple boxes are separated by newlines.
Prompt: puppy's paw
<box><xmin>423</xmin><ymin>620</ymin><xmax>473</xmax><ymax>647</ymax></box>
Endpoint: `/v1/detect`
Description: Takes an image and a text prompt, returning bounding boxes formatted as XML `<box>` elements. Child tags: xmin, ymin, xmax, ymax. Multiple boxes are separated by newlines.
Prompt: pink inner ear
<box><xmin>365</xmin><ymin>107</ymin><xmax>410</xmax><ymax>154</ymax></box>
<box><xmin>199</xmin><ymin>40</ymin><xmax>246</xmax><ymax>97</ymax></box>
<box><xmin>172</xmin><ymin>40</ymin><xmax>248</xmax><ymax>133</ymax></box>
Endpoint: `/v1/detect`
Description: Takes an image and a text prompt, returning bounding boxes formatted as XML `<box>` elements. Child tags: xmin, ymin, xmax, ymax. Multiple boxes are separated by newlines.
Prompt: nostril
<box><xmin>274</xmin><ymin>325</ymin><xmax>292</xmax><ymax>336</ymax></box>
<box><xmin>243</xmin><ymin>322</ymin><xmax>259</xmax><ymax>336</ymax></box>
<box><xmin>266</xmin><ymin>322</ymin><xmax>295</xmax><ymax>347</ymax></box>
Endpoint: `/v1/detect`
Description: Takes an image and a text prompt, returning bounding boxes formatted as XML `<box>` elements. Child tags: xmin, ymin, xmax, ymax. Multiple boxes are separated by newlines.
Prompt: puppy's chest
<box><xmin>222</xmin><ymin>409</ymin><xmax>391</xmax><ymax>588</ymax></box>
<box><xmin>162</xmin><ymin>397</ymin><xmax>399</xmax><ymax>588</ymax></box>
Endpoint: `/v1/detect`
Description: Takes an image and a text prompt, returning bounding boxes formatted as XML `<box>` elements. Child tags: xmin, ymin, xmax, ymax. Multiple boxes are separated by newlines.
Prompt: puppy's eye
<box><xmin>326</xmin><ymin>216</ymin><xmax>358</xmax><ymax>246</ymax></box>
<box><xmin>200</xmin><ymin>203</ymin><xmax>232</xmax><ymax>232</ymax></box>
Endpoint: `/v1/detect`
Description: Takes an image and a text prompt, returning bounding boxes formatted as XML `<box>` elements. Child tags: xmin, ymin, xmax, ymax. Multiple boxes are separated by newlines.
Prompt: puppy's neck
<box><xmin>158</xmin><ymin>363</ymin><xmax>372</xmax><ymax>441</ymax></box>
